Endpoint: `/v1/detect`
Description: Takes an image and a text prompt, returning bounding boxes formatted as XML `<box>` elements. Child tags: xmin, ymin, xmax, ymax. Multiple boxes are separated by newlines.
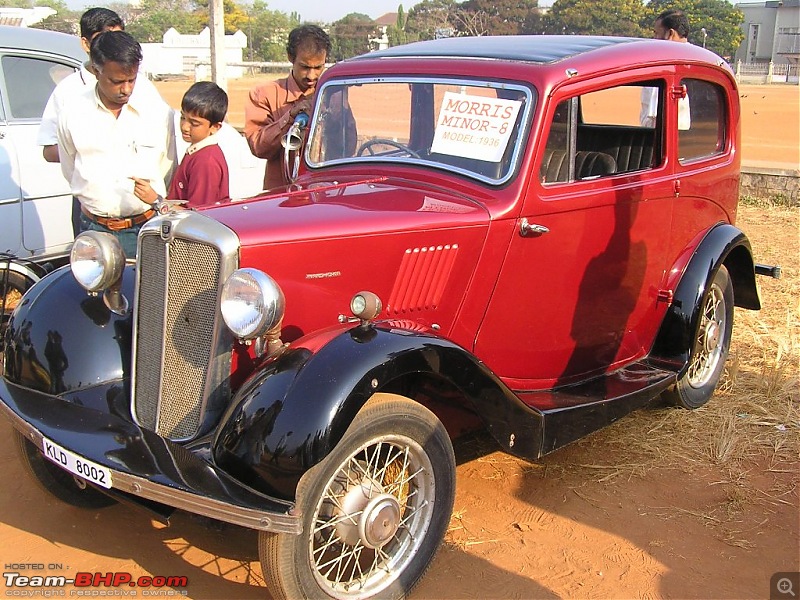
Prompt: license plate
<box><xmin>41</xmin><ymin>436</ymin><xmax>113</xmax><ymax>489</ymax></box>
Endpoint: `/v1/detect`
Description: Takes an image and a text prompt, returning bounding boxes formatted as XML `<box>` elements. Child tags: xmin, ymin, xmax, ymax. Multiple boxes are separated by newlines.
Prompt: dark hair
<box><xmin>656</xmin><ymin>9</ymin><xmax>690</xmax><ymax>39</ymax></box>
<box><xmin>80</xmin><ymin>8</ymin><xmax>123</xmax><ymax>39</ymax></box>
<box><xmin>181</xmin><ymin>81</ymin><xmax>228</xmax><ymax>124</ymax></box>
<box><xmin>286</xmin><ymin>24</ymin><xmax>331</xmax><ymax>61</ymax></box>
<box><xmin>90</xmin><ymin>30</ymin><xmax>142</xmax><ymax>70</ymax></box>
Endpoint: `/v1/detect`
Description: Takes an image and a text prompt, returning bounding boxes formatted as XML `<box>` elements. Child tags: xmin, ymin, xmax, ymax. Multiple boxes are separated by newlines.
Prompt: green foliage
<box><xmin>544</xmin><ymin>0</ymin><xmax>647</xmax><ymax>36</ymax></box>
<box><xmin>645</xmin><ymin>0</ymin><xmax>744</xmax><ymax>59</ymax></box>
<box><xmin>31</xmin><ymin>0</ymin><xmax>78</xmax><ymax>34</ymax></box>
<box><xmin>459</xmin><ymin>0</ymin><xmax>539</xmax><ymax>36</ymax></box>
<box><xmin>329</xmin><ymin>13</ymin><xmax>379</xmax><ymax>61</ymax></box>
<box><xmin>387</xmin><ymin>4</ymin><xmax>409</xmax><ymax>46</ymax></box>
<box><xmin>405</xmin><ymin>0</ymin><xmax>459</xmax><ymax>41</ymax></box>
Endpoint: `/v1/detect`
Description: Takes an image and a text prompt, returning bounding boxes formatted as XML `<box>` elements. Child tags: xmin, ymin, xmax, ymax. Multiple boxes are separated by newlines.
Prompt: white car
<box><xmin>0</xmin><ymin>25</ymin><xmax>265</xmax><ymax>323</ymax></box>
<box><xmin>0</xmin><ymin>25</ymin><xmax>83</xmax><ymax>304</ymax></box>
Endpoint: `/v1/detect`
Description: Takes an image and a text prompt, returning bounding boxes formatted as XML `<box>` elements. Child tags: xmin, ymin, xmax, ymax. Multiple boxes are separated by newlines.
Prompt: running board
<box><xmin>516</xmin><ymin>362</ymin><xmax>677</xmax><ymax>456</ymax></box>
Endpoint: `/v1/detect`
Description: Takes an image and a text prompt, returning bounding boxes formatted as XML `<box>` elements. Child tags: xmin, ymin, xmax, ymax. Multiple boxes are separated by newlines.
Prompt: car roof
<box><xmin>361</xmin><ymin>35</ymin><xmax>638</xmax><ymax>64</ymax></box>
<box><xmin>0</xmin><ymin>25</ymin><xmax>84</xmax><ymax>63</ymax></box>
<box><xmin>356</xmin><ymin>34</ymin><xmax>727</xmax><ymax>68</ymax></box>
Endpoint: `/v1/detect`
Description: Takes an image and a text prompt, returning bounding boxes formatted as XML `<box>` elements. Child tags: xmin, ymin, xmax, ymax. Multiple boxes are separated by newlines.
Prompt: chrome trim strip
<box><xmin>131</xmin><ymin>210</ymin><xmax>240</xmax><ymax>440</ymax></box>
<box><xmin>0</xmin><ymin>400</ymin><xmax>301</xmax><ymax>535</ymax></box>
<box><xmin>307</xmin><ymin>76</ymin><xmax>535</xmax><ymax>187</ymax></box>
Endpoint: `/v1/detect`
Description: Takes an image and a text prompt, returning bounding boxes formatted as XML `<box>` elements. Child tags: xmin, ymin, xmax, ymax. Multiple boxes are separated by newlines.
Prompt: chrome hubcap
<box><xmin>687</xmin><ymin>283</ymin><xmax>726</xmax><ymax>388</ymax></box>
<box><xmin>359</xmin><ymin>493</ymin><xmax>401</xmax><ymax>549</ymax></box>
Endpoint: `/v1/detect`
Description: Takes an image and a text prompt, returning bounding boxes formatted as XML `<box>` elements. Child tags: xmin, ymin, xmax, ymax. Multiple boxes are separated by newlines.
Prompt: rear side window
<box><xmin>678</xmin><ymin>78</ymin><xmax>727</xmax><ymax>163</ymax></box>
<box><xmin>1</xmin><ymin>55</ymin><xmax>74</xmax><ymax>119</ymax></box>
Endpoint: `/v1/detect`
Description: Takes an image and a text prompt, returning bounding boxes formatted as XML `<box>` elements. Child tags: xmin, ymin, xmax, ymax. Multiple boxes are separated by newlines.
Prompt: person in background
<box><xmin>168</xmin><ymin>81</ymin><xmax>230</xmax><ymax>208</ymax></box>
<box><xmin>37</xmin><ymin>7</ymin><xmax>163</xmax><ymax>235</ymax></box>
<box><xmin>244</xmin><ymin>24</ymin><xmax>330</xmax><ymax>190</ymax></box>
<box><xmin>640</xmin><ymin>9</ymin><xmax>691</xmax><ymax>130</ymax></box>
<box><xmin>57</xmin><ymin>30</ymin><xmax>176</xmax><ymax>259</ymax></box>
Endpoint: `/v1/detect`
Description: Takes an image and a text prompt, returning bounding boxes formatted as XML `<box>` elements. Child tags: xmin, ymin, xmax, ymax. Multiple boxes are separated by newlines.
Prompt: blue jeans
<box><xmin>79</xmin><ymin>213</ymin><xmax>143</xmax><ymax>259</ymax></box>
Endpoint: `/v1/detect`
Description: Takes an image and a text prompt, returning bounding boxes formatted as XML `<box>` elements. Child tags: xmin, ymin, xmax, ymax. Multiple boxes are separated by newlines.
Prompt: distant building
<box><xmin>0</xmin><ymin>7</ymin><xmax>57</xmax><ymax>28</ymax></box>
<box><xmin>735</xmin><ymin>1</ymin><xmax>800</xmax><ymax>67</ymax></box>
<box><xmin>371</xmin><ymin>13</ymin><xmax>397</xmax><ymax>51</ymax></box>
<box><xmin>140</xmin><ymin>27</ymin><xmax>248</xmax><ymax>80</ymax></box>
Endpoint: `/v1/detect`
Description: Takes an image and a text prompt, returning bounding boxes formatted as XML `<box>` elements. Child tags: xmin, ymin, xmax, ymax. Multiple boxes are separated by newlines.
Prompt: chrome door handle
<box><xmin>519</xmin><ymin>218</ymin><xmax>549</xmax><ymax>237</ymax></box>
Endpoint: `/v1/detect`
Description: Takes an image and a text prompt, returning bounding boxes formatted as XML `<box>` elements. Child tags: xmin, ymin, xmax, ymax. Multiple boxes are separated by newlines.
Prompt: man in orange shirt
<box><xmin>244</xmin><ymin>24</ymin><xmax>330</xmax><ymax>190</ymax></box>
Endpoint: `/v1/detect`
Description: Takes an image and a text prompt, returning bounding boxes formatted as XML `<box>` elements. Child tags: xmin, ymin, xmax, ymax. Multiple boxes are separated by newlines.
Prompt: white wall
<box><xmin>141</xmin><ymin>27</ymin><xmax>247</xmax><ymax>79</ymax></box>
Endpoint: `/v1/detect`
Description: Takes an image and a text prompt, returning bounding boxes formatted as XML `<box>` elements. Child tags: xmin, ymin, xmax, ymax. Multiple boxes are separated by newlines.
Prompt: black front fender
<box><xmin>651</xmin><ymin>223</ymin><xmax>758</xmax><ymax>369</ymax></box>
<box><xmin>3</xmin><ymin>264</ymin><xmax>135</xmax><ymax>411</ymax></box>
<box><xmin>213</xmin><ymin>324</ymin><xmax>544</xmax><ymax>501</ymax></box>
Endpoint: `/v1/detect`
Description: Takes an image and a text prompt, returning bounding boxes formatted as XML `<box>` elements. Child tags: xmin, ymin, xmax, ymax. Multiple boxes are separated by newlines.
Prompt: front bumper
<box><xmin>0</xmin><ymin>377</ymin><xmax>301</xmax><ymax>534</ymax></box>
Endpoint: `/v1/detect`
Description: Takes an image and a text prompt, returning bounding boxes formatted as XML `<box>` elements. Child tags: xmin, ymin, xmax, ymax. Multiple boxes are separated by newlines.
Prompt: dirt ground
<box><xmin>0</xmin><ymin>80</ymin><xmax>797</xmax><ymax>599</ymax></box>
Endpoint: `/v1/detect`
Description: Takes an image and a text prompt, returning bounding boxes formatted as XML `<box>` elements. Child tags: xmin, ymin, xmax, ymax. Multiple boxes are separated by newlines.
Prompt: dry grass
<box><xmin>540</xmin><ymin>201</ymin><xmax>799</xmax><ymax>501</ymax></box>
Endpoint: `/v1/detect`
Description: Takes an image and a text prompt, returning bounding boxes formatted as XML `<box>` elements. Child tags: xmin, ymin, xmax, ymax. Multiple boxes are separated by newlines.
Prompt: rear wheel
<box><xmin>14</xmin><ymin>430</ymin><xmax>116</xmax><ymax>509</ymax></box>
<box><xmin>259</xmin><ymin>393</ymin><xmax>455</xmax><ymax>600</ymax></box>
<box><xmin>663</xmin><ymin>265</ymin><xmax>734</xmax><ymax>409</ymax></box>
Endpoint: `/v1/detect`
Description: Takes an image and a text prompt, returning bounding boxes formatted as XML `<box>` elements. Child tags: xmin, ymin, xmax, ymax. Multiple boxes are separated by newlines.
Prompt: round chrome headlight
<box><xmin>221</xmin><ymin>268</ymin><xmax>285</xmax><ymax>340</ymax></box>
<box><xmin>70</xmin><ymin>231</ymin><xmax>125</xmax><ymax>292</ymax></box>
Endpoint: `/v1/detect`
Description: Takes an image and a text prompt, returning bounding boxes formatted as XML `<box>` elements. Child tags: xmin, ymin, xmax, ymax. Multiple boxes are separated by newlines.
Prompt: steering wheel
<box><xmin>357</xmin><ymin>138</ymin><xmax>421</xmax><ymax>159</ymax></box>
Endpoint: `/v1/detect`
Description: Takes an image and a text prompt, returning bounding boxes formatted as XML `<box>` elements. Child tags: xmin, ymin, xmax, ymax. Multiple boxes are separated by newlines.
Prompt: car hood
<box><xmin>204</xmin><ymin>175</ymin><xmax>490</xmax><ymax>247</ymax></box>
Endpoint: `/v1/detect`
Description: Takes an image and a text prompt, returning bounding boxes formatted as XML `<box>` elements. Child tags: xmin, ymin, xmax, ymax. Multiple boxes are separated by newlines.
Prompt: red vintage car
<box><xmin>0</xmin><ymin>35</ymin><xmax>777</xmax><ymax>599</ymax></box>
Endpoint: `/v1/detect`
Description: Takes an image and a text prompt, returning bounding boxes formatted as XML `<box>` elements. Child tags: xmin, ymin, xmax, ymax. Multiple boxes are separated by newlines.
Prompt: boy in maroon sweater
<box><xmin>168</xmin><ymin>81</ymin><xmax>230</xmax><ymax>208</ymax></box>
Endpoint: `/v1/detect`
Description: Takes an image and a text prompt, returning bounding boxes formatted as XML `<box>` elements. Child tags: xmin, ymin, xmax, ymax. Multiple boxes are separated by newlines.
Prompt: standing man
<box><xmin>244</xmin><ymin>24</ymin><xmax>330</xmax><ymax>190</ymax></box>
<box><xmin>37</xmin><ymin>7</ymin><xmax>163</xmax><ymax>235</ymax></box>
<box><xmin>640</xmin><ymin>9</ymin><xmax>691</xmax><ymax>129</ymax></box>
<box><xmin>57</xmin><ymin>30</ymin><xmax>176</xmax><ymax>258</ymax></box>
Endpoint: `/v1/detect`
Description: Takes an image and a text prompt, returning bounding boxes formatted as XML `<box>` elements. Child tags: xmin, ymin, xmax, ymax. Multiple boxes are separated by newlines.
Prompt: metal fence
<box><xmin>735</xmin><ymin>61</ymin><xmax>800</xmax><ymax>84</ymax></box>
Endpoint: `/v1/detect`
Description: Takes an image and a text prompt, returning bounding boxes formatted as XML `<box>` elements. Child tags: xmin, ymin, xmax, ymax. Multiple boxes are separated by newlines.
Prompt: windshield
<box><xmin>306</xmin><ymin>78</ymin><xmax>534</xmax><ymax>184</ymax></box>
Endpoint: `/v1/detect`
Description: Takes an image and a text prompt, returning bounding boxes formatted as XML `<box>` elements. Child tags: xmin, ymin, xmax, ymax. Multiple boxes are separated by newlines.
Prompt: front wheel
<box><xmin>663</xmin><ymin>265</ymin><xmax>734</xmax><ymax>409</ymax></box>
<box><xmin>259</xmin><ymin>393</ymin><xmax>456</xmax><ymax>600</ymax></box>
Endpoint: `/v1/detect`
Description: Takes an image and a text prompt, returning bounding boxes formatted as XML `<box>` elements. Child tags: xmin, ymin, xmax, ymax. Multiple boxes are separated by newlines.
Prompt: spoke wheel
<box><xmin>259</xmin><ymin>393</ymin><xmax>455</xmax><ymax>600</ymax></box>
<box><xmin>663</xmin><ymin>265</ymin><xmax>734</xmax><ymax>409</ymax></box>
<box><xmin>14</xmin><ymin>430</ymin><xmax>117</xmax><ymax>509</ymax></box>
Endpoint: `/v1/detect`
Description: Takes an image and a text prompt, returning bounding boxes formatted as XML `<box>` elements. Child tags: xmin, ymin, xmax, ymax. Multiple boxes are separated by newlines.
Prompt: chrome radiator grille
<box><xmin>132</xmin><ymin>213</ymin><xmax>239</xmax><ymax>441</ymax></box>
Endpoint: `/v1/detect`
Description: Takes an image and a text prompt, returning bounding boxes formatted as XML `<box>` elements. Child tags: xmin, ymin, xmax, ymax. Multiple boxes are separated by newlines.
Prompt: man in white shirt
<box><xmin>38</xmin><ymin>7</ymin><xmax>164</xmax><ymax>235</ymax></box>
<box><xmin>640</xmin><ymin>9</ymin><xmax>691</xmax><ymax>131</ymax></box>
<box><xmin>57</xmin><ymin>30</ymin><xmax>176</xmax><ymax>258</ymax></box>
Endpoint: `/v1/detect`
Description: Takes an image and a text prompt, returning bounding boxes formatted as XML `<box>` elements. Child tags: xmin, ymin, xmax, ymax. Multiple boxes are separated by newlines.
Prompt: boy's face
<box><xmin>180</xmin><ymin>110</ymin><xmax>221</xmax><ymax>145</ymax></box>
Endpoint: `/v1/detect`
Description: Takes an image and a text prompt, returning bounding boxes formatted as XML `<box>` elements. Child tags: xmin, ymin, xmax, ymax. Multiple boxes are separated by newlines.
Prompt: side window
<box><xmin>678</xmin><ymin>78</ymin><xmax>727</xmax><ymax>163</ymax></box>
<box><xmin>1</xmin><ymin>55</ymin><xmax>74</xmax><ymax>120</ymax></box>
<box><xmin>540</xmin><ymin>83</ymin><xmax>661</xmax><ymax>185</ymax></box>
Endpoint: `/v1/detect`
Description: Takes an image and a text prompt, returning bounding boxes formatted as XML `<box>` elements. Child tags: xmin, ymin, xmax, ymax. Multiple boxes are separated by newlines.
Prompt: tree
<box><xmin>544</xmin><ymin>0</ymin><xmax>647</xmax><ymax>37</ymax></box>
<box><xmin>459</xmin><ymin>0</ymin><xmax>539</xmax><ymax>36</ymax></box>
<box><xmin>329</xmin><ymin>13</ymin><xmax>379</xmax><ymax>61</ymax></box>
<box><xmin>386</xmin><ymin>4</ymin><xmax>409</xmax><ymax>47</ymax></box>
<box><xmin>405</xmin><ymin>0</ymin><xmax>460</xmax><ymax>41</ymax></box>
<box><xmin>31</xmin><ymin>0</ymin><xmax>78</xmax><ymax>34</ymax></box>
<box><xmin>644</xmin><ymin>0</ymin><xmax>744</xmax><ymax>60</ymax></box>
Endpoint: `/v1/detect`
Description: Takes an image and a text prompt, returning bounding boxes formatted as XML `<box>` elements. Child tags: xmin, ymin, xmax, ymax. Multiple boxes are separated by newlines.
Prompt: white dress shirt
<box><xmin>57</xmin><ymin>80</ymin><xmax>176</xmax><ymax>218</ymax></box>
<box><xmin>38</xmin><ymin>64</ymin><xmax>164</xmax><ymax>147</ymax></box>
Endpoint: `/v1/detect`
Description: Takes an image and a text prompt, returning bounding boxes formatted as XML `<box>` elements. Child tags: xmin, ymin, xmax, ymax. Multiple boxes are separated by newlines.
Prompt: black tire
<box><xmin>663</xmin><ymin>265</ymin><xmax>734</xmax><ymax>409</ymax></box>
<box><xmin>259</xmin><ymin>393</ymin><xmax>456</xmax><ymax>600</ymax></box>
<box><xmin>14</xmin><ymin>430</ymin><xmax>117</xmax><ymax>509</ymax></box>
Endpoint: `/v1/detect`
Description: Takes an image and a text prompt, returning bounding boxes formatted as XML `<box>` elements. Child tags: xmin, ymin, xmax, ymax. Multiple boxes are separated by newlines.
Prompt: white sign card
<box><xmin>430</xmin><ymin>92</ymin><xmax>522</xmax><ymax>163</ymax></box>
